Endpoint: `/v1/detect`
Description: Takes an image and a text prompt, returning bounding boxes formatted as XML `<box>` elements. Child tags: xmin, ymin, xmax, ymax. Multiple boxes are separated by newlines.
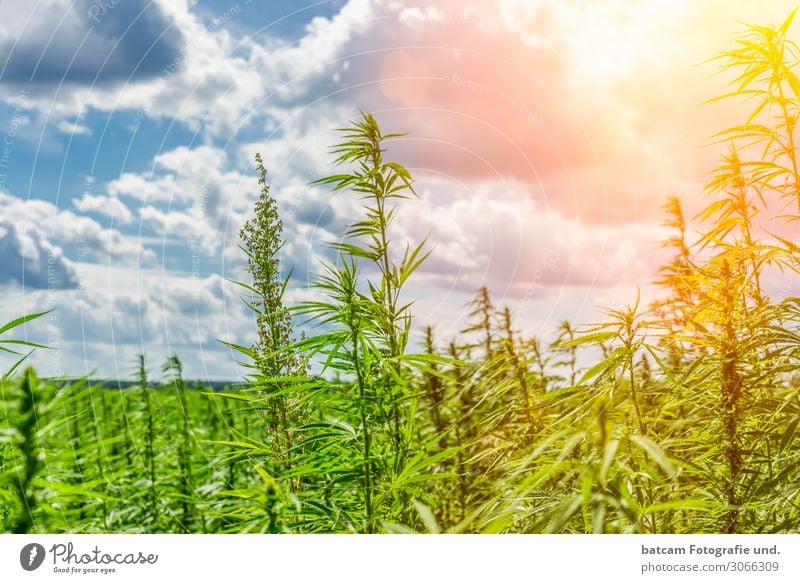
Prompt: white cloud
<box><xmin>0</xmin><ymin>192</ymin><xmax>156</xmax><ymax>266</ymax></box>
<box><xmin>0</xmin><ymin>218</ymin><xmax>78</xmax><ymax>289</ymax></box>
<box><xmin>0</xmin><ymin>0</ymin><xmax>382</xmax><ymax>139</ymax></box>
<box><xmin>73</xmin><ymin>194</ymin><xmax>133</xmax><ymax>223</ymax></box>
<box><xmin>2</xmin><ymin>265</ymin><xmax>256</xmax><ymax>380</ymax></box>
<box><xmin>56</xmin><ymin>120</ymin><xmax>92</xmax><ymax>136</ymax></box>
<box><xmin>390</xmin><ymin>177</ymin><xmax>660</xmax><ymax>298</ymax></box>
<box><xmin>104</xmin><ymin>145</ymin><xmax>259</xmax><ymax>254</ymax></box>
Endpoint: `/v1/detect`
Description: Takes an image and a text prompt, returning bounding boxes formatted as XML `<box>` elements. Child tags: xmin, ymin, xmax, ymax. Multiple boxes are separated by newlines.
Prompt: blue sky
<box><xmin>0</xmin><ymin>0</ymin><xmax>792</xmax><ymax>380</ymax></box>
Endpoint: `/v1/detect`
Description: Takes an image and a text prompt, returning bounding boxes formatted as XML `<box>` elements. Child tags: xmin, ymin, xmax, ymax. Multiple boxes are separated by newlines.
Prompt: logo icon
<box><xmin>20</xmin><ymin>543</ymin><xmax>46</xmax><ymax>571</ymax></box>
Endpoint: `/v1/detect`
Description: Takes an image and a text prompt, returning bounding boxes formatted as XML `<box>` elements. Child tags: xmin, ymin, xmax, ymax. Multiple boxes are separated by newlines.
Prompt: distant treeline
<box><xmin>59</xmin><ymin>379</ymin><xmax>246</xmax><ymax>392</ymax></box>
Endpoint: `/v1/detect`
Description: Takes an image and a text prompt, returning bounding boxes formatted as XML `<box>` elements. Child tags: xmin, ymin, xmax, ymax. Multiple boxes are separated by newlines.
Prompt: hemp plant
<box><xmin>236</xmin><ymin>153</ymin><xmax>308</xmax><ymax>478</ymax></box>
<box><xmin>284</xmin><ymin>112</ymin><xmax>449</xmax><ymax>532</ymax></box>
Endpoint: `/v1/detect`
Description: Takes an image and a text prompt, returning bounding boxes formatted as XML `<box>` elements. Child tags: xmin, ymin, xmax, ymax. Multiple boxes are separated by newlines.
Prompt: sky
<box><xmin>0</xmin><ymin>0</ymin><xmax>797</xmax><ymax>380</ymax></box>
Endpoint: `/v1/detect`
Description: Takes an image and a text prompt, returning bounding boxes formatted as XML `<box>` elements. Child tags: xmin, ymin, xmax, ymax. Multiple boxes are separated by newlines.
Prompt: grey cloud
<box><xmin>1</xmin><ymin>0</ymin><xmax>183</xmax><ymax>85</ymax></box>
<box><xmin>0</xmin><ymin>220</ymin><xmax>79</xmax><ymax>289</ymax></box>
<box><xmin>295</xmin><ymin>200</ymin><xmax>337</xmax><ymax>229</ymax></box>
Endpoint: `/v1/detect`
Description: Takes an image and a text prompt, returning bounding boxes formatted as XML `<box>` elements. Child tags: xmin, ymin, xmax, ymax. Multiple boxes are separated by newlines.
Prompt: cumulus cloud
<box><xmin>97</xmin><ymin>137</ymin><xmax>340</xmax><ymax>267</ymax></box>
<box><xmin>0</xmin><ymin>192</ymin><xmax>155</xmax><ymax>266</ymax></box>
<box><xmin>104</xmin><ymin>145</ymin><xmax>258</xmax><ymax>253</ymax></box>
<box><xmin>0</xmin><ymin>219</ymin><xmax>78</xmax><ymax>289</ymax></box>
<box><xmin>390</xmin><ymin>177</ymin><xmax>659</xmax><ymax>299</ymax></box>
<box><xmin>73</xmin><ymin>193</ymin><xmax>133</xmax><ymax>223</ymax></box>
<box><xmin>0</xmin><ymin>0</ymin><xmax>381</xmax><ymax>135</ymax></box>
<box><xmin>0</xmin><ymin>0</ymin><xmax>183</xmax><ymax>85</ymax></box>
<box><xmin>53</xmin><ymin>271</ymin><xmax>243</xmax><ymax>346</ymax></box>
<box><xmin>56</xmin><ymin>120</ymin><xmax>92</xmax><ymax>136</ymax></box>
<box><xmin>8</xmin><ymin>268</ymin><xmax>255</xmax><ymax>380</ymax></box>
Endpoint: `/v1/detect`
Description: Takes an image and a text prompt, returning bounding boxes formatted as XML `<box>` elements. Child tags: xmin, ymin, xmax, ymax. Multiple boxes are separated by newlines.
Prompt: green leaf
<box><xmin>0</xmin><ymin>310</ymin><xmax>52</xmax><ymax>336</ymax></box>
<box><xmin>629</xmin><ymin>435</ymin><xmax>676</xmax><ymax>478</ymax></box>
<box><xmin>599</xmin><ymin>438</ymin><xmax>620</xmax><ymax>484</ymax></box>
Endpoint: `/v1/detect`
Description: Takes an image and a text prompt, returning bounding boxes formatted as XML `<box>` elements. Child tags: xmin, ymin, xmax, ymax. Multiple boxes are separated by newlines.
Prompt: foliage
<box><xmin>0</xmin><ymin>356</ymin><xmax>264</xmax><ymax>533</ymax></box>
